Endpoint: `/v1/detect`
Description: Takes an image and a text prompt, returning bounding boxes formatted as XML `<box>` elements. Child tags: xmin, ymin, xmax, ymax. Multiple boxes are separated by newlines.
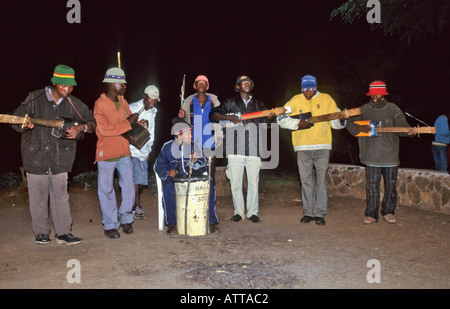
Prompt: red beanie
<box><xmin>366</xmin><ymin>80</ymin><xmax>389</xmax><ymax>96</ymax></box>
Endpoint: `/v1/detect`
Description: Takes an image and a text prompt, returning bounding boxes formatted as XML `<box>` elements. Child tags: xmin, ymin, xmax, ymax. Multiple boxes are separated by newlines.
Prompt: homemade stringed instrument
<box><xmin>0</xmin><ymin>114</ymin><xmax>83</xmax><ymax>139</ymax></box>
<box><xmin>220</xmin><ymin>107</ymin><xmax>361</xmax><ymax>128</ymax></box>
<box><xmin>297</xmin><ymin>108</ymin><xmax>361</xmax><ymax>124</ymax></box>
<box><xmin>219</xmin><ymin>107</ymin><xmax>289</xmax><ymax>127</ymax></box>
<box><xmin>121</xmin><ymin>103</ymin><xmax>151</xmax><ymax>150</ymax></box>
<box><xmin>354</xmin><ymin>120</ymin><xmax>436</xmax><ymax>137</ymax></box>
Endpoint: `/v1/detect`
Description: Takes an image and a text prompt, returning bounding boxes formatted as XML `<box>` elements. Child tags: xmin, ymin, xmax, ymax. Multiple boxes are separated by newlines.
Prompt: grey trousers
<box><xmin>226</xmin><ymin>155</ymin><xmax>261</xmax><ymax>218</ymax></box>
<box><xmin>27</xmin><ymin>172</ymin><xmax>73</xmax><ymax>237</ymax></box>
<box><xmin>296</xmin><ymin>149</ymin><xmax>330</xmax><ymax>218</ymax></box>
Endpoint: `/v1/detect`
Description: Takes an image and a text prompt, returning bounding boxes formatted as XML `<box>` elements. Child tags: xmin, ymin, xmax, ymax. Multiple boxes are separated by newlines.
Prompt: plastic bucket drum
<box><xmin>174</xmin><ymin>175</ymin><xmax>209</xmax><ymax>236</ymax></box>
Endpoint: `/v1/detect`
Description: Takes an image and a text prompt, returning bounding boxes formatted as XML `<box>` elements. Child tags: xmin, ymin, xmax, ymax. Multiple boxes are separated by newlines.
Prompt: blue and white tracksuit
<box><xmin>153</xmin><ymin>139</ymin><xmax>218</xmax><ymax>225</ymax></box>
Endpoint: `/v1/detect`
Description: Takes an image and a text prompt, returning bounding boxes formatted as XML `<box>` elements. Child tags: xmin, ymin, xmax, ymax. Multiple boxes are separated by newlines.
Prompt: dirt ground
<box><xmin>0</xmin><ymin>176</ymin><xmax>449</xmax><ymax>292</ymax></box>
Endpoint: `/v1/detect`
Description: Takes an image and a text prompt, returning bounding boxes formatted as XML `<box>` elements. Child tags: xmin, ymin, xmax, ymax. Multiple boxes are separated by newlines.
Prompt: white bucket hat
<box><xmin>103</xmin><ymin>67</ymin><xmax>127</xmax><ymax>83</ymax></box>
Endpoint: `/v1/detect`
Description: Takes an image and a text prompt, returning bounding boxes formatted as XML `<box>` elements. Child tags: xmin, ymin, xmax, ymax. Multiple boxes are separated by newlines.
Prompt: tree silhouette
<box><xmin>330</xmin><ymin>0</ymin><xmax>449</xmax><ymax>45</ymax></box>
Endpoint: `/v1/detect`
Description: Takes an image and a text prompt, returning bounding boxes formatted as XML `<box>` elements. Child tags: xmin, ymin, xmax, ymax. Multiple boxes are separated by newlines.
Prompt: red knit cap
<box><xmin>366</xmin><ymin>80</ymin><xmax>389</xmax><ymax>96</ymax></box>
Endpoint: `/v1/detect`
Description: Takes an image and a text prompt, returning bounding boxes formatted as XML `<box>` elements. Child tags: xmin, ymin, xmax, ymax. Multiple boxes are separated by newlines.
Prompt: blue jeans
<box><xmin>131</xmin><ymin>157</ymin><xmax>149</xmax><ymax>185</ymax></box>
<box><xmin>365</xmin><ymin>165</ymin><xmax>398</xmax><ymax>219</ymax></box>
<box><xmin>432</xmin><ymin>145</ymin><xmax>448</xmax><ymax>172</ymax></box>
<box><xmin>97</xmin><ymin>157</ymin><xmax>135</xmax><ymax>230</ymax></box>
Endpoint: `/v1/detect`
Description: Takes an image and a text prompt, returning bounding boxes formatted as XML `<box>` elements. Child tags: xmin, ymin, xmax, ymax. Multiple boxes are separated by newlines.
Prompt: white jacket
<box><xmin>129</xmin><ymin>99</ymin><xmax>157</xmax><ymax>161</ymax></box>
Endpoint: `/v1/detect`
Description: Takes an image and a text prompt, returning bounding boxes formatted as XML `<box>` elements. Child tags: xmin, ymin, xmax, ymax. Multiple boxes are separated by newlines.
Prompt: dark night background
<box><xmin>0</xmin><ymin>0</ymin><xmax>448</xmax><ymax>177</ymax></box>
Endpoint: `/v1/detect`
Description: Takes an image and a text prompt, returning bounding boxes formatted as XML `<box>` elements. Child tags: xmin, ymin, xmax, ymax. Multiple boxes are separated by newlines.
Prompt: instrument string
<box><xmin>404</xmin><ymin>112</ymin><xmax>431</xmax><ymax>127</ymax></box>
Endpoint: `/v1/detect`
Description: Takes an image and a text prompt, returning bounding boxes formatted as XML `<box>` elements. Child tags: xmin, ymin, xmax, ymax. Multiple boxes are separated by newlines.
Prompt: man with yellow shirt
<box><xmin>278</xmin><ymin>75</ymin><xmax>347</xmax><ymax>226</ymax></box>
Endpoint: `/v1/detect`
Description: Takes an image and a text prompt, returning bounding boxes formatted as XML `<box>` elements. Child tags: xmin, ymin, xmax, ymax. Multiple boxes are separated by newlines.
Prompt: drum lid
<box><xmin>174</xmin><ymin>175</ymin><xmax>208</xmax><ymax>183</ymax></box>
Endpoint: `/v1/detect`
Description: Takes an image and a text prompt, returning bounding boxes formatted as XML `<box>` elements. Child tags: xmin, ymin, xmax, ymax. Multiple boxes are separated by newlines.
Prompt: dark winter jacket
<box><xmin>12</xmin><ymin>87</ymin><xmax>96</xmax><ymax>174</ymax></box>
<box><xmin>210</xmin><ymin>94</ymin><xmax>270</xmax><ymax>157</ymax></box>
<box><xmin>346</xmin><ymin>98</ymin><xmax>411</xmax><ymax>166</ymax></box>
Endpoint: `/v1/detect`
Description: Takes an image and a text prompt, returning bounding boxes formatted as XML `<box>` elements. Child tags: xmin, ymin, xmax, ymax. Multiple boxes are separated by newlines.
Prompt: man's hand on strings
<box><xmin>408</xmin><ymin>128</ymin><xmax>418</xmax><ymax>136</ymax></box>
<box><xmin>65</xmin><ymin>124</ymin><xmax>84</xmax><ymax>139</ymax></box>
<box><xmin>22</xmin><ymin>118</ymin><xmax>34</xmax><ymax>130</ymax></box>
<box><xmin>298</xmin><ymin>119</ymin><xmax>309</xmax><ymax>129</ymax></box>
<box><xmin>127</xmin><ymin>113</ymin><xmax>139</xmax><ymax>124</ymax></box>
<box><xmin>267</xmin><ymin>112</ymin><xmax>277</xmax><ymax>122</ymax></box>
<box><xmin>138</xmin><ymin>119</ymin><xmax>149</xmax><ymax>128</ymax></box>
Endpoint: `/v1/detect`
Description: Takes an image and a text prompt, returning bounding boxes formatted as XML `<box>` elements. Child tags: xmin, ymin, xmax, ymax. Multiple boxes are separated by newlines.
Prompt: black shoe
<box><xmin>121</xmin><ymin>223</ymin><xmax>134</xmax><ymax>234</ymax></box>
<box><xmin>104</xmin><ymin>229</ymin><xmax>120</xmax><ymax>239</ymax></box>
<box><xmin>300</xmin><ymin>216</ymin><xmax>314</xmax><ymax>223</ymax></box>
<box><xmin>231</xmin><ymin>214</ymin><xmax>242</xmax><ymax>222</ymax></box>
<box><xmin>35</xmin><ymin>234</ymin><xmax>51</xmax><ymax>245</ymax></box>
<box><xmin>56</xmin><ymin>233</ymin><xmax>81</xmax><ymax>245</ymax></box>
<box><xmin>247</xmin><ymin>215</ymin><xmax>261</xmax><ymax>223</ymax></box>
<box><xmin>167</xmin><ymin>224</ymin><xmax>177</xmax><ymax>234</ymax></box>
<box><xmin>209</xmin><ymin>223</ymin><xmax>220</xmax><ymax>234</ymax></box>
<box><xmin>315</xmin><ymin>217</ymin><xmax>326</xmax><ymax>226</ymax></box>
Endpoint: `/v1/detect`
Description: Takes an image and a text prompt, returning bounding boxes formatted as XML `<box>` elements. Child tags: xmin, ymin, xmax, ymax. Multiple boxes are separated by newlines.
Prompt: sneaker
<box><xmin>133</xmin><ymin>206</ymin><xmax>146</xmax><ymax>220</ymax></box>
<box><xmin>230</xmin><ymin>214</ymin><xmax>242</xmax><ymax>222</ymax></box>
<box><xmin>35</xmin><ymin>234</ymin><xmax>51</xmax><ymax>245</ymax></box>
<box><xmin>167</xmin><ymin>224</ymin><xmax>177</xmax><ymax>234</ymax></box>
<box><xmin>56</xmin><ymin>234</ymin><xmax>81</xmax><ymax>245</ymax></box>
<box><xmin>383</xmin><ymin>213</ymin><xmax>397</xmax><ymax>224</ymax></box>
<box><xmin>247</xmin><ymin>215</ymin><xmax>261</xmax><ymax>223</ymax></box>
<box><xmin>209</xmin><ymin>223</ymin><xmax>220</xmax><ymax>234</ymax></box>
<box><xmin>363</xmin><ymin>217</ymin><xmax>377</xmax><ymax>225</ymax></box>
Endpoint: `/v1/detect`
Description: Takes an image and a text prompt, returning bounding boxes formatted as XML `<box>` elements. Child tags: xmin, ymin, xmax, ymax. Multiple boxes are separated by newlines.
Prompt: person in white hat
<box><xmin>128</xmin><ymin>85</ymin><xmax>160</xmax><ymax>219</ymax></box>
<box><xmin>94</xmin><ymin>67</ymin><xmax>139</xmax><ymax>239</ymax></box>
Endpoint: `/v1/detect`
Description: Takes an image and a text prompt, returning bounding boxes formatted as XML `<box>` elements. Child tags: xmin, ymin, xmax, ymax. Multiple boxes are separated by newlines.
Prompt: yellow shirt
<box><xmin>279</xmin><ymin>92</ymin><xmax>343</xmax><ymax>151</ymax></box>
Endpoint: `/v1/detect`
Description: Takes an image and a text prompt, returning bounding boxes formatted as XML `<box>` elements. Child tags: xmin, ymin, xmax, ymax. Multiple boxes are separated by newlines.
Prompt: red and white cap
<box><xmin>366</xmin><ymin>80</ymin><xmax>389</xmax><ymax>96</ymax></box>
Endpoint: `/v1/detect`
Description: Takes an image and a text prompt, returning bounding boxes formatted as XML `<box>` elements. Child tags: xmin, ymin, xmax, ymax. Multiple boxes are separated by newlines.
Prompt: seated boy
<box><xmin>153</xmin><ymin>118</ymin><xmax>219</xmax><ymax>234</ymax></box>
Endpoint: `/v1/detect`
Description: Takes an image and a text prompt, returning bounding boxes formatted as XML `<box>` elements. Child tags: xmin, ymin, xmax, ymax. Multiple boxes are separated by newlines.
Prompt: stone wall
<box><xmin>215</xmin><ymin>164</ymin><xmax>450</xmax><ymax>215</ymax></box>
<box><xmin>327</xmin><ymin>164</ymin><xmax>450</xmax><ymax>215</ymax></box>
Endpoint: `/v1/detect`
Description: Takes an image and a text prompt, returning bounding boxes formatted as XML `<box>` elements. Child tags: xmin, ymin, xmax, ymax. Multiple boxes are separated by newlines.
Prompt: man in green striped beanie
<box><xmin>12</xmin><ymin>64</ymin><xmax>96</xmax><ymax>245</ymax></box>
<box><xmin>51</xmin><ymin>64</ymin><xmax>78</xmax><ymax>86</ymax></box>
